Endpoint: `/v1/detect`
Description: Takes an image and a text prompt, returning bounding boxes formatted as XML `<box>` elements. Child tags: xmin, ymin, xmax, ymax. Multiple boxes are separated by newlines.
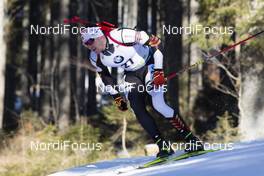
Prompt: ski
<box><xmin>138</xmin><ymin>156</ymin><xmax>171</xmax><ymax>169</ymax></box>
<box><xmin>138</xmin><ymin>149</ymin><xmax>220</xmax><ymax>169</ymax></box>
<box><xmin>116</xmin><ymin>156</ymin><xmax>172</xmax><ymax>174</ymax></box>
<box><xmin>172</xmin><ymin>149</ymin><xmax>220</xmax><ymax>161</ymax></box>
<box><xmin>116</xmin><ymin>149</ymin><xmax>220</xmax><ymax>174</ymax></box>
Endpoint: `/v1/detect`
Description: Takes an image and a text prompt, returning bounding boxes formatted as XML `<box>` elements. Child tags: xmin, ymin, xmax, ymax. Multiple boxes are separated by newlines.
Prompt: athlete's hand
<box><xmin>114</xmin><ymin>96</ymin><xmax>128</xmax><ymax>111</ymax></box>
<box><xmin>148</xmin><ymin>35</ymin><xmax>161</xmax><ymax>47</ymax></box>
<box><xmin>153</xmin><ymin>69</ymin><xmax>165</xmax><ymax>87</ymax></box>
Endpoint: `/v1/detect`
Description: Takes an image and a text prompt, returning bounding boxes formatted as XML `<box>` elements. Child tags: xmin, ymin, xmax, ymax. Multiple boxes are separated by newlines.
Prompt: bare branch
<box><xmin>211</xmin><ymin>82</ymin><xmax>239</xmax><ymax>99</ymax></box>
<box><xmin>208</xmin><ymin>57</ymin><xmax>239</xmax><ymax>81</ymax></box>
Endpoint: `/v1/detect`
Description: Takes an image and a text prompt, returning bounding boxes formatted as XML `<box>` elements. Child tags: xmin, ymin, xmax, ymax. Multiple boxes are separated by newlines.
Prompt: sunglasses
<box><xmin>84</xmin><ymin>38</ymin><xmax>95</xmax><ymax>46</ymax></box>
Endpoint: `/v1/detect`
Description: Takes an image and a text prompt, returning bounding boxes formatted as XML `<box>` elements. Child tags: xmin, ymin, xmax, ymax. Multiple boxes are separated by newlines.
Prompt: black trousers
<box><xmin>125</xmin><ymin>65</ymin><xmax>162</xmax><ymax>140</ymax></box>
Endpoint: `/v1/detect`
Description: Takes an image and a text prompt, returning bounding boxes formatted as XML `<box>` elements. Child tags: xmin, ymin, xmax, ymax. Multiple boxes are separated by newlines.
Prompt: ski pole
<box><xmin>165</xmin><ymin>30</ymin><xmax>264</xmax><ymax>82</ymax></box>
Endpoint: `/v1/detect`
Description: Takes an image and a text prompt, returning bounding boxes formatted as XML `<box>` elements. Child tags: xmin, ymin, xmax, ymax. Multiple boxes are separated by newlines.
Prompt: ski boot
<box><xmin>168</xmin><ymin>114</ymin><xmax>204</xmax><ymax>153</ymax></box>
<box><xmin>154</xmin><ymin>135</ymin><xmax>174</xmax><ymax>158</ymax></box>
<box><xmin>183</xmin><ymin>132</ymin><xmax>204</xmax><ymax>153</ymax></box>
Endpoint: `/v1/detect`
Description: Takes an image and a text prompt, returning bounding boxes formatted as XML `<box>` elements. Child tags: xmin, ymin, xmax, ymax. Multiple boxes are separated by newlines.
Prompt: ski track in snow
<box><xmin>48</xmin><ymin>140</ymin><xmax>264</xmax><ymax>176</ymax></box>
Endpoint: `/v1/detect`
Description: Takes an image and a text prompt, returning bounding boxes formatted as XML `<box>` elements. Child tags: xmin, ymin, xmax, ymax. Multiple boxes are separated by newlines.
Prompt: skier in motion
<box><xmin>81</xmin><ymin>23</ymin><xmax>204</xmax><ymax>158</ymax></box>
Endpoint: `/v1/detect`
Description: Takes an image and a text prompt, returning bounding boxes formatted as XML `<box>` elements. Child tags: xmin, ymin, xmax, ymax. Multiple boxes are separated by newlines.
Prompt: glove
<box><xmin>148</xmin><ymin>35</ymin><xmax>161</xmax><ymax>47</ymax></box>
<box><xmin>153</xmin><ymin>69</ymin><xmax>165</xmax><ymax>87</ymax></box>
<box><xmin>114</xmin><ymin>96</ymin><xmax>128</xmax><ymax>111</ymax></box>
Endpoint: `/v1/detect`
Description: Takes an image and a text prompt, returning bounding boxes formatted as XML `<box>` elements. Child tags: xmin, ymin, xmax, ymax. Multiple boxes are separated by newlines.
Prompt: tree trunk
<box><xmin>0</xmin><ymin>0</ymin><xmax>6</xmax><ymax>129</ymax></box>
<box><xmin>111</xmin><ymin>0</ymin><xmax>118</xmax><ymax>84</ymax></box>
<box><xmin>164</xmin><ymin>0</ymin><xmax>182</xmax><ymax>112</ymax></box>
<box><xmin>39</xmin><ymin>1</ymin><xmax>52</xmax><ymax>123</ymax></box>
<box><xmin>4</xmin><ymin>0</ymin><xmax>25</xmax><ymax>131</ymax></box>
<box><xmin>78</xmin><ymin>0</ymin><xmax>89</xmax><ymax>117</ymax></box>
<box><xmin>239</xmin><ymin>45</ymin><xmax>264</xmax><ymax>140</ymax></box>
<box><xmin>122</xmin><ymin>116</ymin><xmax>129</xmax><ymax>156</ymax></box>
<box><xmin>57</xmin><ymin>0</ymin><xmax>71</xmax><ymax>131</ymax></box>
<box><xmin>47</xmin><ymin>0</ymin><xmax>61</xmax><ymax>125</ymax></box>
<box><xmin>87</xmin><ymin>70</ymin><xmax>97</xmax><ymax>115</ymax></box>
<box><xmin>137</xmin><ymin>0</ymin><xmax>148</xmax><ymax>31</ymax></box>
<box><xmin>84</xmin><ymin>0</ymin><xmax>97</xmax><ymax>116</ymax></box>
<box><xmin>69</xmin><ymin>0</ymin><xmax>79</xmax><ymax>123</ymax></box>
<box><xmin>186</xmin><ymin>0</ymin><xmax>191</xmax><ymax>114</ymax></box>
<box><xmin>151</xmin><ymin>0</ymin><xmax>157</xmax><ymax>35</ymax></box>
<box><xmin>28</xmin><ymin>0</ymin><xmax>41</xmax><ymax>112</ymax></box>
<box><xmin>46</xmin><ymin>0</ymin><xmax>71</xmax><ymax>131</ymax></box>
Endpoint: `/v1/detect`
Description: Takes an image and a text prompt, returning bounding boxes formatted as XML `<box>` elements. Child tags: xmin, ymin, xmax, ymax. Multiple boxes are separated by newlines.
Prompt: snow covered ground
<box><xmin>48</xmin><ymin>140</ymin><xmax>264</xmax><ymax>176</ymax></box>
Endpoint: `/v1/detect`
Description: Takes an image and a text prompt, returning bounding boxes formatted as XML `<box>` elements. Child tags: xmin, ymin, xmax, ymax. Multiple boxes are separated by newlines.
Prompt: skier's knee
<box><xmin>152</xmin><ymin>100</ymin><xmax>174</xmax><ymax>117</ymax></box>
